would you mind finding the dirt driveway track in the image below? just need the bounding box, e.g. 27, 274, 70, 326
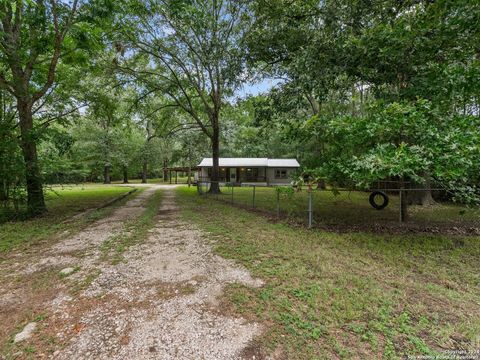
0, 185, 264, 360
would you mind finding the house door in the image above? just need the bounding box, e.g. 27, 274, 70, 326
230, 168, 237, 183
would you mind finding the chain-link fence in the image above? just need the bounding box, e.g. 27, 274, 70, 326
196, 181, 480, 233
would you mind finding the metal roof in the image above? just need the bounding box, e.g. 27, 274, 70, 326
267, 159, 300, 167
197, 158, 300, 168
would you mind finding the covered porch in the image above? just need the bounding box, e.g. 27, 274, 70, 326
199, 166, 267, 184
165, 166, 200, 184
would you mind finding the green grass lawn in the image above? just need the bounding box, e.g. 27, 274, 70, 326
112, 176, 192, 184
112, 178, 165, 184
0, 185, 135, 253
177, 186, 480, 359
204, 185, 479, 229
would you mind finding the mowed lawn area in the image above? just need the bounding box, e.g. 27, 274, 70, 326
177, 186, 480, 359
111, 175, 192, 185
203, 185, 480, 230
0, 184, 135, 253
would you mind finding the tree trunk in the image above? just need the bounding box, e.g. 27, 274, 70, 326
399, 178, 408, 222
18, 100, 46, 216
306, 93, 320, 115
209, 122, 221, 193
0, 92, 5, 204
187, 165, 192, 187
408, 189, 435, 206
0, 153, 6, 203
316, 180, 326, 190
144, 120, 152, 184
407, 176, 435, 206
103, 164, 111, 184
163, 159, 168, 182
142, 160, 147, 184
0, 180, 6, 203
123, 165, 129, 184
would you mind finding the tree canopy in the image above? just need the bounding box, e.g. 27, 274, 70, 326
0, 0, 478, 218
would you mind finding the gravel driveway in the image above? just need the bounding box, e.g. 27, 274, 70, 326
16, 185, 265, 359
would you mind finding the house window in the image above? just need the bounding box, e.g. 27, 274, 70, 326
207, 168, 227, 179
245, 168, 259, 179
275, 169, 288, 179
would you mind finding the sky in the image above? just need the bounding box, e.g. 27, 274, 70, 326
235, 77, 283, 99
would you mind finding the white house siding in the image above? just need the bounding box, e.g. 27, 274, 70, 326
200, 168, 209, 179
267, 168, 294, 185
238, 166, 266, 180
198, 158, 300, 169
199, 167, 295, 184
197, 158, 300, 185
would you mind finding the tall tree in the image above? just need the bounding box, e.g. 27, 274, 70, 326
318, 99, 480, 219
249, 0, 480, 213
80, 74, 135, 184
120, 0, 251, 192
0, 0, 83, 214
0, 88, 20, 207
132, 93, 197, 183
173, 125, 209, 186
114, 124, 144, 184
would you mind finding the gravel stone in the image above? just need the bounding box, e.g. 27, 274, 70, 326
59, 267, 75, 276
14, 322, 37, 343
46, 186, 264, 360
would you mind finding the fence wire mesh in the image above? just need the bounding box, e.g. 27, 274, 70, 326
196, 181, 480, 233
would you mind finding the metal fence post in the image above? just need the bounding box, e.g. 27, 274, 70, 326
399, 189, 403, 223
308, 189, 313, 229
252, 185, 256, 209
276, 190, 280, 218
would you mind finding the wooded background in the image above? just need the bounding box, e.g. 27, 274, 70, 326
0, 0, 479, 217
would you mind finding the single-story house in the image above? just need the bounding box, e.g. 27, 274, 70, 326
196, 158, 300, 185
